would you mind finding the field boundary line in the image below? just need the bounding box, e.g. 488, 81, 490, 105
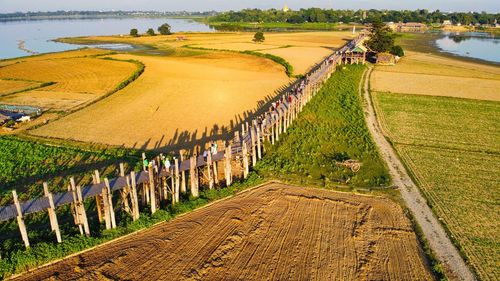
373, 68, 500, 81
362, 66, 476, 281
5, 180, 281, 280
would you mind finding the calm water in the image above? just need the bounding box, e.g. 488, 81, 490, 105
0, 18, 214, 59
435, 32, 500, 63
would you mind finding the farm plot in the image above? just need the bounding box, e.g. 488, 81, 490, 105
373, 92, 500, 281
371, 71, 500, 102
32, 52, 290, 150
0, 79, 41, 96
81, 31, 352, 50
373, 92, 500, 153
371, 51, 500, 102
0, 56, 137, 110
12, 183, 432, 281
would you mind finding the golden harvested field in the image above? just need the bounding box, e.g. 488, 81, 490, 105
0, 56, 137, 110
371, 51, 500, 101
0, 79, 41, 96
373, 92, 500, 280
73, 31, 353, 75
260, 46, 333, 74
195, 42, 280, 51
32, 52, 290, 149
77, 31, 353, 49
13, 183, 432, 281
0, 48, 111, 67
371, 71, 500, 101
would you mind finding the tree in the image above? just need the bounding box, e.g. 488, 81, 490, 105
253, 31, 265, 43
390, 45, 405, 57
157, 23, 172, 35
365, 18, 395, 53
146, 28, 156, 36
130, 28, 138, 37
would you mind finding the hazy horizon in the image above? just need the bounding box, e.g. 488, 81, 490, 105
0, 0, 499, 14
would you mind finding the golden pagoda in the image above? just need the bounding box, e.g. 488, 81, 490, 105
283, 5, 290, 12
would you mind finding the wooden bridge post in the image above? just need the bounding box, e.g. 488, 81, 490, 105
250, 125, 257, 166
234, 131, 240, 142
101, 177, 112, 230
174, 158, 180, 203
242, 142, 249, 179
147, 165, 156, 214
142, 153, 147, 171
276, 111, 281, 136
93, 170, 104, 223
129, 171, 140, 221
43, 182, 62, 243
68, 178, 83, 235
283, 109, 288, 133
224, 144, 232, 186
75, 184, 90, 236
256, 126, 262, 160
12, 190, 29, 248
271, 115, 276, 145
207, 150, 214, 190
103, 178, 116, 229
189, 156, 199, 197
119, 163, 131, 216
180, 151, 187, 194
213, 150, 219, 185
260, 123, 267, 153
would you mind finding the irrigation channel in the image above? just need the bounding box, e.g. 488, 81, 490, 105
0, 35, 368, 248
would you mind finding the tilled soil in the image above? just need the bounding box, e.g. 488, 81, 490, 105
13, 183, 432, 281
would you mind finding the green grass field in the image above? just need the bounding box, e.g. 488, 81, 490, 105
256, 65, 390, 188
373, 92, 500, 281
0, 136, 141, 204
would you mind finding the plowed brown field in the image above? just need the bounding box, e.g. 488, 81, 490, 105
13, 183, 432, 281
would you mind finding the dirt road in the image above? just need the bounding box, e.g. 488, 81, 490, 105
361, 67, 475, 281
11, 183, 431, 280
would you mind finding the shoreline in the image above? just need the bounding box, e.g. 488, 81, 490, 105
397, 32, 500, 67
3, 30, 499, 67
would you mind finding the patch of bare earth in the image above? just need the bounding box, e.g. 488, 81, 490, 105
12, 183, 432, 281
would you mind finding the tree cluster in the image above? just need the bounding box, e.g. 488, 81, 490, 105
365, 19, 404, 57
129, 23, 172, 37
208, 8, 500, 25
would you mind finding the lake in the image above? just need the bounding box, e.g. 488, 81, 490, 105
0, 18, 214, 59
435, 32, 500, 63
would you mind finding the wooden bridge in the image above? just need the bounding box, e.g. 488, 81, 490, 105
0, 35, 368, 249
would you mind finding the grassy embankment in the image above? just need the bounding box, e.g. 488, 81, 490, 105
256, 65, 390, 189
373, 92, 500, 281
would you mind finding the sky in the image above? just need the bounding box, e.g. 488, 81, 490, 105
0, 0, 498, 13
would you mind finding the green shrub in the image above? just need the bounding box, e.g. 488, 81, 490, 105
390, 45, 405, 57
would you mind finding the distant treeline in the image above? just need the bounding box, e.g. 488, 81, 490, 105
208, 8, 500, 25
0, 10, 218, 21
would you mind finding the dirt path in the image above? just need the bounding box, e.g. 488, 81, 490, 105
361, 67, 475, 281
11, 183, 431, 281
